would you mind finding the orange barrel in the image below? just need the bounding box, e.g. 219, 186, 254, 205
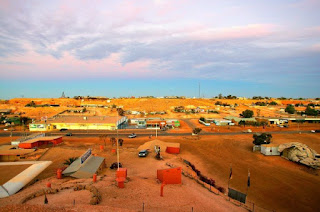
100, 145, 104, 150
46, 182, 51, 188
93, 173, 97, 182
111, 149, 116, 153
57, 168, 62, 179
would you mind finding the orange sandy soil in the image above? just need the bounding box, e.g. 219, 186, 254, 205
1, 133, 320, 211
0, 136, 19, 145
0, 165, 31, 185
0, 136, 246, 212
179, 134, 320, 212
1, 98, 317, 120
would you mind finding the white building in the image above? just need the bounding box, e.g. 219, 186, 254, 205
261, 144, 280, 156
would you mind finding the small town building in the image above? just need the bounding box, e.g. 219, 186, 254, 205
18, 136, 63, 149
0, 145, 35, 162
146, 119, 163, 129
11, 133, 45, 146
224, 116, 256, 123
261, 144, 280, 156
0, 109, 12, 115
130, 118, 146, 127
165, 119, 180, 128
29, 115, 127, 131
207, 118, 232, 126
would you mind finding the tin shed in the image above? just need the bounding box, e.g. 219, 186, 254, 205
261, 144, 280, 156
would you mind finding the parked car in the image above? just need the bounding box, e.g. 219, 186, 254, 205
242, 129, 252, 133
315, 130, 320, 133
128, 133, 137, 138
66, 133, 72, 136
110, 162, 122, 169
138, 149, 149, 157
60, 128, 68, 131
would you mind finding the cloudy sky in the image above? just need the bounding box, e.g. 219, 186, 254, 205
0, 0, 319, 98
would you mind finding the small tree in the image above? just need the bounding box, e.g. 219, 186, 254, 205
99, 134, 108, 146
269, 101, 278, 105
241, 110, 254, 118
215, 101, 222, 105
193, 128, 202, 134
285, 105, 295, 114
110, 137, 116, 146
25, 101, 36, 107
253, 133, 272, 145
64, 157, 78, 165
193, 128, 202, 140
239, 120, 246, 127
305, 106, 318, 116
118, 138, 124, 146
117, 108, 125, 116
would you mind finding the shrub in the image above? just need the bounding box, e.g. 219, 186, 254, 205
285, 105, 295, 114
64, 157, 78, 165
241, 110, 254, 118
305, 106, 318, 116
217, 187, 226, 193
193, 128, 202, 134
253, 133, 272, 145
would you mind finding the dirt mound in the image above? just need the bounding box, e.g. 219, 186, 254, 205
138, 139, 180, 152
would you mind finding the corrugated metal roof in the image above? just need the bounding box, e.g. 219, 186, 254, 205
21, 136, 62, 144
0, 145, 35, 155
63, 156, 105, 179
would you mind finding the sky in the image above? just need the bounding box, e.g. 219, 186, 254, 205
0, 0, 319, 99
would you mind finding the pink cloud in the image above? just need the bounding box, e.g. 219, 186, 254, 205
0, 51, 159, 79
188, 24, 275, 41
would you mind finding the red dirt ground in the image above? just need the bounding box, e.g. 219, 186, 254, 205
0, 165, 31, 185
0, 133, 319, 211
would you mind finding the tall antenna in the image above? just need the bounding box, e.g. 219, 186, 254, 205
61, 91, 66, 98
198, 82, 201, 98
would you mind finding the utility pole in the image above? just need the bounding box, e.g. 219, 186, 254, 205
156, 123, 158, 138
117, 113, 120, 170
198, 82, 201, 99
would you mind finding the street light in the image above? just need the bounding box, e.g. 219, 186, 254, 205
156, 123, 158, 138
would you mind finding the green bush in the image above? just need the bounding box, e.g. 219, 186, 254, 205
285, 105, 295, 114
241, 110, 254, 118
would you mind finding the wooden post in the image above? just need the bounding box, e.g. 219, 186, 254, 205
160, 183, 165, 197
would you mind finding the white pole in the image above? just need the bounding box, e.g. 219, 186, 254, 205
156, 123, 158, 138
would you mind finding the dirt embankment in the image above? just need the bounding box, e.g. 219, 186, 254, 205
1, 97, 317, 120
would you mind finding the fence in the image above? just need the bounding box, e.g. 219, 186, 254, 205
176, 158, 275, 212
